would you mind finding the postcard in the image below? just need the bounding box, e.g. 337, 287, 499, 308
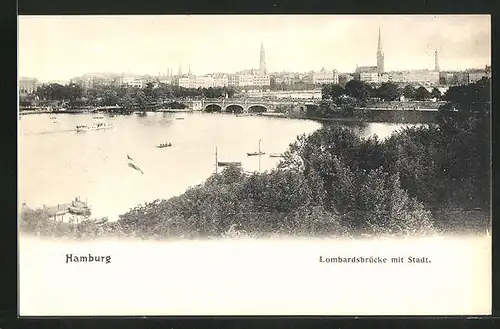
18, 14, 491, 316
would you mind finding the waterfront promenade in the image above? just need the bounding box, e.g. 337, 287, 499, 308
19, 98, 446, 115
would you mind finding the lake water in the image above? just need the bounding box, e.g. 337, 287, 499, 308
18, 112, 418, 221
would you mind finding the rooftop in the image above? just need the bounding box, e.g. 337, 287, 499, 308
355, 66, 378, 73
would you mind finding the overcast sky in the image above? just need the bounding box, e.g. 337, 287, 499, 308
18, 15, 491, 82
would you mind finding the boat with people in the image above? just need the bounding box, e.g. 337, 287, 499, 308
175, 117, 185, 120
76, 122, 115, 132
157, 142, 172, 148
93, 115, 105, 119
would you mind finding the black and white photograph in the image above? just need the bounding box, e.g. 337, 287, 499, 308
18, 14, 491, 316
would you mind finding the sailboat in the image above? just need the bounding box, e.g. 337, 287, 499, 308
247, 139, 266, 156
214, 146, 241, 174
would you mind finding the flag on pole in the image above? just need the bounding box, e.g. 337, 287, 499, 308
127, 154, 144, 174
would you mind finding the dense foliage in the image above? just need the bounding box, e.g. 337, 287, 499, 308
19, 78, 490, 239
18, 208, 118, 239
308, 81, 446, 122
322, 81, 441, 103
23, 82, 238, 109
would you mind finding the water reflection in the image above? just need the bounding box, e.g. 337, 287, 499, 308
323, 120, 426, 140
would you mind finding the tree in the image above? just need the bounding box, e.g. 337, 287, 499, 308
376, 82, 401, 101
431, 87, 442, 100
135, 90, 151, 108
119, 94, 136, 109
443, 77, 490, 112
415, 86, 431, 100
402, 85, 416, 99
344, 80, 370, 101
354, 170, 435, 236
66, 83, 84, 101
35, 83, 67, 101
143, 82, 155, 99
381, 125, 445, 208
321, 84, 345, 100
224, 87, 237, 98
101, 90, 119, 106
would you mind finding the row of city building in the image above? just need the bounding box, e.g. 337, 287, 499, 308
19, 69, 336, 92
17, 43, 339, 93
352, 66, 490, 86
19, 65, 490, 96
19, 34, 490, 94
352, 28, 491, 86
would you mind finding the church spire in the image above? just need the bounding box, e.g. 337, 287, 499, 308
376, 27, 385, 74
259, 42, 267, 75
377, 27, 382, 53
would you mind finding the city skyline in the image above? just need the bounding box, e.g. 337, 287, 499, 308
18, 15, 490, 82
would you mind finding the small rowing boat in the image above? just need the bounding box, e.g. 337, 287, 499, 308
247, 139, 265, 156
157, 142, 172, 148
247, 152, 266, 156
218, 161, 242, 167
269, 153, 285, 158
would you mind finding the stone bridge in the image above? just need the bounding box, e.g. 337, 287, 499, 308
185, 99, 313, 113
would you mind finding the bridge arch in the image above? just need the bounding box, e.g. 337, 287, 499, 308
204, 104, 223, 113
224, 104, 245, 114
248, 105, 268, 113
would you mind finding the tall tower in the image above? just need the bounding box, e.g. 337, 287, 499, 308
259, 42, 267, 75
434, 49, 440, 71
376, 28, 385, 74
188, 64, 192, 76
178, 64, 182, 76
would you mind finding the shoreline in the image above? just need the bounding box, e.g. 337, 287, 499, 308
18, 108, 436, 125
